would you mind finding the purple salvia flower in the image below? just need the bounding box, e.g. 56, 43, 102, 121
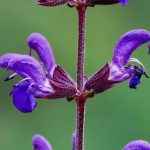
0, 33, 76, 113
122, 140, 150, 150
32, 134, 53, 150
85, 29, 150, 94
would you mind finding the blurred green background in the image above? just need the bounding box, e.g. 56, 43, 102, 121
0, 0, 150, 149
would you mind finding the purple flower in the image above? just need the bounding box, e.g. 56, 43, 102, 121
0, 33, 76, 113
32, 134, 53, 150
85, 29, 150, 94
36, 0, 128, 7
122, 140, 150, 150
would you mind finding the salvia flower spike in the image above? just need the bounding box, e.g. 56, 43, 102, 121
0, 33, 76, 113
1, 0, 150, 150
85, 29, 150, 93
32, 134, 53, 150
122, 140, 150, 150
1, 30, 150, 149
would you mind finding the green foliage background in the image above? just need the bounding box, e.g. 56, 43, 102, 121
0, 0, 150, 149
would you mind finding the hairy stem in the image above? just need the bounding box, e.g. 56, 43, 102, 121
75, 5, 87, 150
77, 6, 86, 92
76, 97, 86, 150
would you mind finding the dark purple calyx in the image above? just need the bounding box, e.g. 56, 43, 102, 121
46, 65, 77, 99
85, 63, 118, 94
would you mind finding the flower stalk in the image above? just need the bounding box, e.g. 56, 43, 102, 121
76, 96, 86, 150
77, 5, 87, 92
76, 5, 87, 150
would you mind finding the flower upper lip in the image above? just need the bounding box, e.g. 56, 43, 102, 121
122, 140, 150, 150
27, 32, 56, 74
32, 134, 53, 150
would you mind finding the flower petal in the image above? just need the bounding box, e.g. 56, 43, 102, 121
123, 140, 150, 150
10, 81, 37, 113
109, 62, 146, 89
119, 0, 128, 5
37, 0, 68, 6
0, 54, 47, 85
112, 29, 150, 68
129, 75, 140, 89
28, 33, 56, 73
128, 66, 143, 89
128, 58, 148, 75
31, 83, 54, 98
108, 62, 131, 82
32, 134, 53, 150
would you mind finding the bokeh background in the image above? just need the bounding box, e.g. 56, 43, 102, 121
0, 0, 150, 149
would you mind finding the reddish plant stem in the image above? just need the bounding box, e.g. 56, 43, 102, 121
76, 5, 87, 150
76, 97, 86, 150
77, 6, 86, 92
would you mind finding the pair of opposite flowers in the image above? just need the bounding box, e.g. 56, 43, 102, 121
3, 29, 150, 150
0, 0, 150, 149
